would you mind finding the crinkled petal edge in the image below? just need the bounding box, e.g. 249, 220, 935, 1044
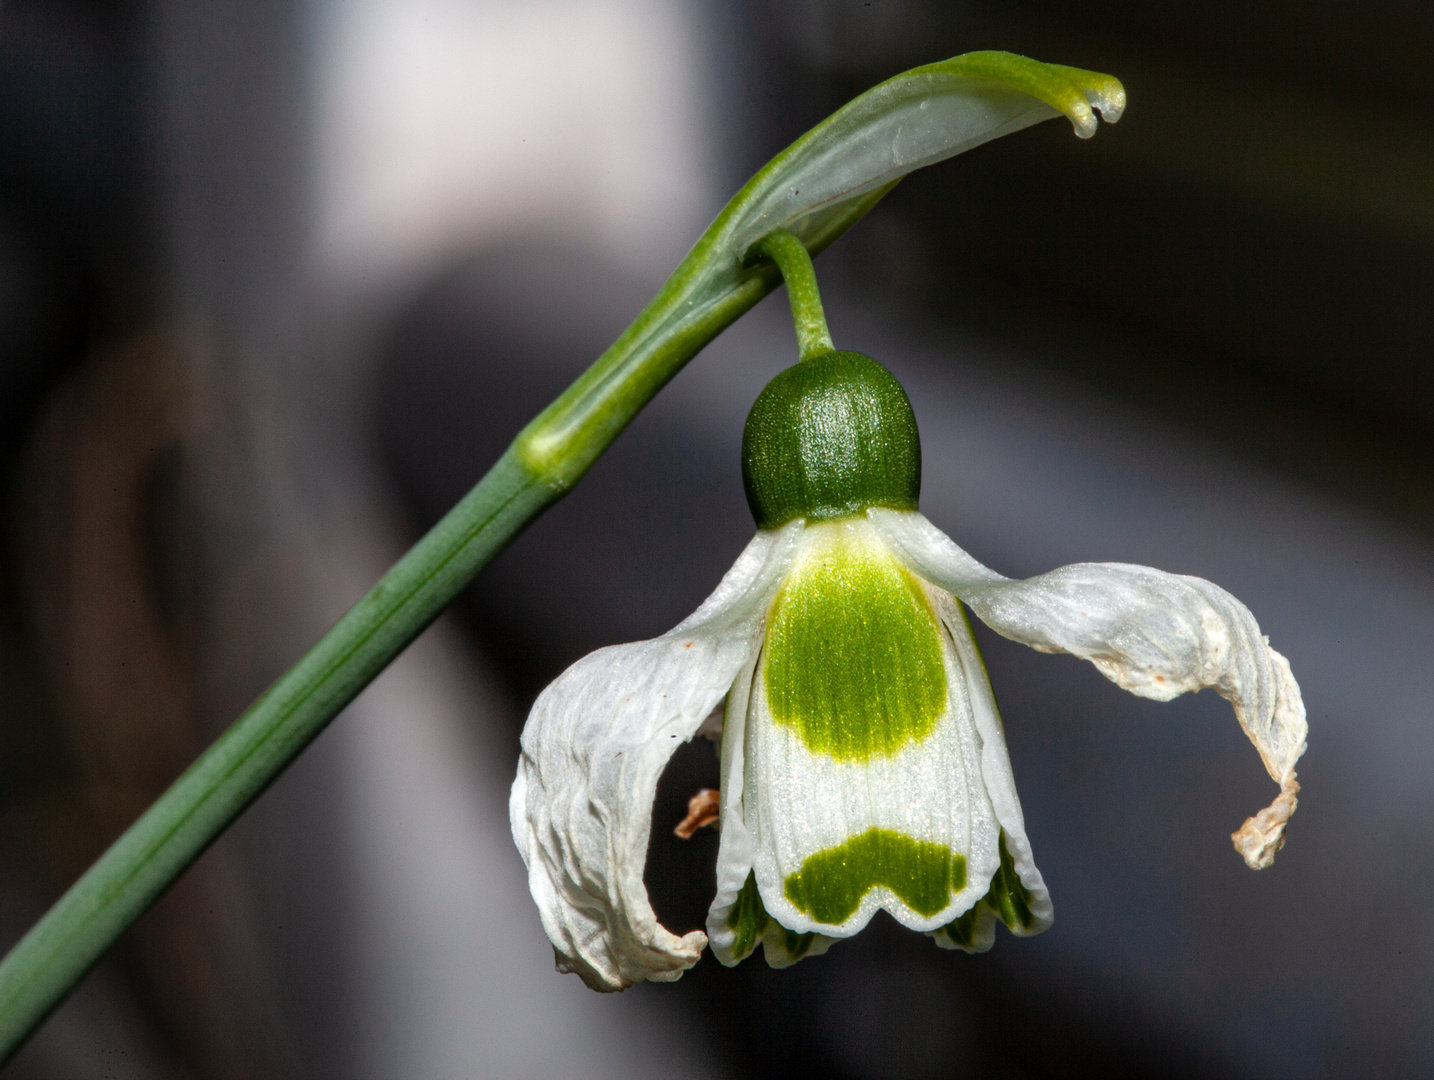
510, 523, 803, 990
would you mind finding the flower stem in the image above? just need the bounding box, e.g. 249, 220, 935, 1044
758, 228, 834, 361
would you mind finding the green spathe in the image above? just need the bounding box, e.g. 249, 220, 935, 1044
784, 827, 968, 925
742, 352, 921, 528
763, 525, 946, 761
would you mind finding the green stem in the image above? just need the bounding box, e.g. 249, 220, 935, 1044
0, 50, 1120, 1061
758, 229, 834, 361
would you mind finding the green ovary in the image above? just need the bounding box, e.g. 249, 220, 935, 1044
763, 530, 947, 761
784, 828, 967, 925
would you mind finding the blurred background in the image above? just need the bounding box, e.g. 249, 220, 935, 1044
0, 1, 1430, 1077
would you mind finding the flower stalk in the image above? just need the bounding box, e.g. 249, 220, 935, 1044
756, 229, 834, 361
0, 51, 1123, 1059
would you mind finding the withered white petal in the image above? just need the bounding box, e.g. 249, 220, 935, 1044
705, 625, 761, 966
871, 508, 1308, 870
510, 523, 802, 991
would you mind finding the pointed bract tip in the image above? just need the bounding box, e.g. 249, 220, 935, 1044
1086, 78, 1127, 124
1067, 74, 1126, 136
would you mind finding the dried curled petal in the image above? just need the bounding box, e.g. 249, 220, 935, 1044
872, 508, 1309, 867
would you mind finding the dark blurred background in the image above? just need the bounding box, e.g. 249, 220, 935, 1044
1, 2, 1431, 1077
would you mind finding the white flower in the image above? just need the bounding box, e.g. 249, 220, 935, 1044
510, 353, 1306, 992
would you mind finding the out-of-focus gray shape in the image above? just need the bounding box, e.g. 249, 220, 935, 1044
105, 0, 738, 1071
312, 0, 712, 296
11, 335, 304, 1080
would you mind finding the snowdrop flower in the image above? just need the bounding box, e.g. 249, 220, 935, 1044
510, 347, 1307, 992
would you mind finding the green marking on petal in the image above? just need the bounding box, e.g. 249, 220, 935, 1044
938, 831, 1038, 944
726, 872, 820, 964
987, 831, 1037, 932
783, 929, 817, 960
727, 872, 770, 961
763, 528, 946, 761
939, 901, 984, 949
783, 827, 967, 925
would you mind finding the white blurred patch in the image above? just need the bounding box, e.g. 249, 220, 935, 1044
313, 0, 711, 291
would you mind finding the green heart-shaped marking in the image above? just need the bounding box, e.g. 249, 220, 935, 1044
784, 827, 967, 925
